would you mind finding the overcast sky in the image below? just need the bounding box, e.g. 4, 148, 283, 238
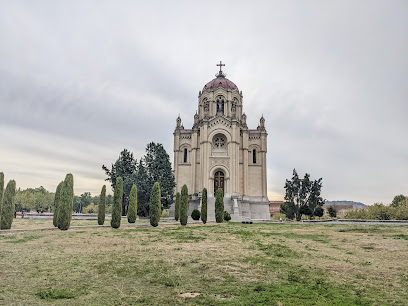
0, 0, 407, 205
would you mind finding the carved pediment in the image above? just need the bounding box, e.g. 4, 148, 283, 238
208, 116, 232, 129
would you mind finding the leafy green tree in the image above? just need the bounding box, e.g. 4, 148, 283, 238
215, 188, 224, 223
391, 194, 406, 207
77, 192, 92, 213
344, 203, 408, 220
390, 198, 408, 220
284, 169, 325, 221
98, 185, 106, 225
14, 186, 54, 213
174, 192, 180, 221
299, 205, 312, 217
280, 201, 296, 220
327, 206, 337, 218
0, 172, 4, 221
369, 203, 391, 220
1, 180, 16, 230
314, 206, 324, 218
191, 209, 200, 220
201, 188, 207, 224
57, 174, 74, 230
149, 182, 161, 227
111, 177, 123, 229
180, 185, 188, 226
53, 182, 64, 227
82, 203, 97, 213
103, 149, 137, 216
144, 142, 175, 209
128, 185, 137, 223
161, 209, 169, 217
106, 194, 113, 207
224, 211, 231, 221
32, 186, 54, 213
73, 195, 80, 213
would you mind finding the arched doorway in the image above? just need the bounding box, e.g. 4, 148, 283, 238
214, 171, 225, 194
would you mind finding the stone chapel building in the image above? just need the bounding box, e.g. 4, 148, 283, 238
172, 63, 269, 220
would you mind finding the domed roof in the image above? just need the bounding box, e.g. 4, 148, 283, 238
203, 71, 239, 92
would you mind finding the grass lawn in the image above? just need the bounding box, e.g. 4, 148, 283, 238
1, 221, 407, 305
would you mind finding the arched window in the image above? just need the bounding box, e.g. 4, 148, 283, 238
184, 148, 188, 163
216, 97, 224, 115
253, 149, 256, 164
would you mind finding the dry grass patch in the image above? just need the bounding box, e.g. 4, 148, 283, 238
0, 222, 407, 305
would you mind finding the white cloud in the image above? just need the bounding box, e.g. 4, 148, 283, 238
0, 0, 407, 204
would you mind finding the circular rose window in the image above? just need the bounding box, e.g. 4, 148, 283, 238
213, 135, 226, 149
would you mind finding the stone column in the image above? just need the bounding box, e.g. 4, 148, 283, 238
231, 120, 240, 196
202, 122, 211, 194
173, 132, 180, 193
259, 114, 268, 199
242, 129, 249, 197
191, 130, 198, 194
230, 123, 236, 195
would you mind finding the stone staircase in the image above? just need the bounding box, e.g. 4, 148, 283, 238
205, 197, 244, 222
170, 196, 250, 223
206, 197, 216, 221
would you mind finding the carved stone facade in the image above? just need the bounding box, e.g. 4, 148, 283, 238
172, 65, 269, 220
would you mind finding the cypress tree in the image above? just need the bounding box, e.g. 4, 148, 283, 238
98, 185, 106, 225
215, 188, 224, 223
128, 185, 137, 223
174, 192, 180, 221
53, 181, 64, 227
111, 177, 123, 229
1, 180, 16, 230
180, 184, 188, 226
201, 188, 207, 224
57, 174, 74, 230
0, 172, 4, 221
149, 182, 161, 227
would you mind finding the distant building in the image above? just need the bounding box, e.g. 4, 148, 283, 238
269, 201, 284, 215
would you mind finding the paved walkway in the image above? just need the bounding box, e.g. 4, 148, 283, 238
2, 219, 407, 234
0, 220, 218, 234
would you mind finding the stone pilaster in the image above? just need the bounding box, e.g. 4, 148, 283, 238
242, 128, 249, 197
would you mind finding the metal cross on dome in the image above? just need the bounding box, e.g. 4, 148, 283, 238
217, 61, 225, 73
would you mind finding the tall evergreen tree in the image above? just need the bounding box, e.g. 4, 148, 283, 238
284, 169, 325, 221
201, 188, 207, 224
111, 177, 123, 229
0, 172, 4, 221
98, 185, 106, 225
215, 188, 224, 223
308, 178, 325, 217
135, 159, 150, 217
144, 142, 175, 209
102, 145, 175, 217
103, 149, 137, 216
149, 182, 161, 227
0, 180, 16, 230
57, 174, 74, 230
128, 185, 137, 223
180, 185, 188, 226
174, 192, 180, 221
53, 181, 64, 227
